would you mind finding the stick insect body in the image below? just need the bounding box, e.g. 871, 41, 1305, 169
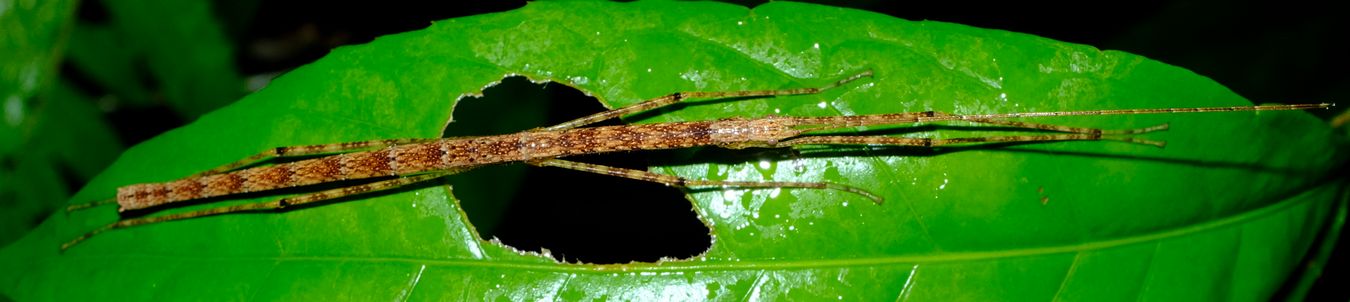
61, 70, 1330, 251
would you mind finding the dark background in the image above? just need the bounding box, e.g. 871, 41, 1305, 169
64, 0, 1349, 299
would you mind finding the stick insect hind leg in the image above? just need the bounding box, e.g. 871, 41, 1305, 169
61, 171, 457, 251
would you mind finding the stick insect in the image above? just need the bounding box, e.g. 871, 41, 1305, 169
61, 70, 1330, 251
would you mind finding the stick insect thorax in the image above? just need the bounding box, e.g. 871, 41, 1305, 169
60, 69, 1333, 251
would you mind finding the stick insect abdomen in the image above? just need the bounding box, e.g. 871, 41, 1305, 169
117, 147, 407, 212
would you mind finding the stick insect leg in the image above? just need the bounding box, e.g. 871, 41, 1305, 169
528, 159, 883, 203
540, 70, 874, 131
61, 172, 452, 251
66, 198, 117, 212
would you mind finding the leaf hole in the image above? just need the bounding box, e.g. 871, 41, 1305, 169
447, 76, 711, 264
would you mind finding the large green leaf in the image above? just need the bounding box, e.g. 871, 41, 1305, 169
4, 1, 1345, 300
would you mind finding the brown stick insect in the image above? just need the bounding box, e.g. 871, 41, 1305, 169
60, 70, 1330, 251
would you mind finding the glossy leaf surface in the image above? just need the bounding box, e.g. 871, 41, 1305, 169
3, 1, 1345, 300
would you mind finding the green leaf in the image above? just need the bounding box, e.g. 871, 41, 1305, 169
4, 1, 1345, 300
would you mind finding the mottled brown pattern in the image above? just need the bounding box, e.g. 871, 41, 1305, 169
534, 122, 718, 157
564, 127, 600, 153
167, 179, 206, 202
292, 156, 343, 185
150, 185, 169, 201
211, 173, 245, 196
391, 142, 446, 174
117, 184, 155, 211
240, 166, 293, 192
340, 149, 394, 178
441, 136, 526, 166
